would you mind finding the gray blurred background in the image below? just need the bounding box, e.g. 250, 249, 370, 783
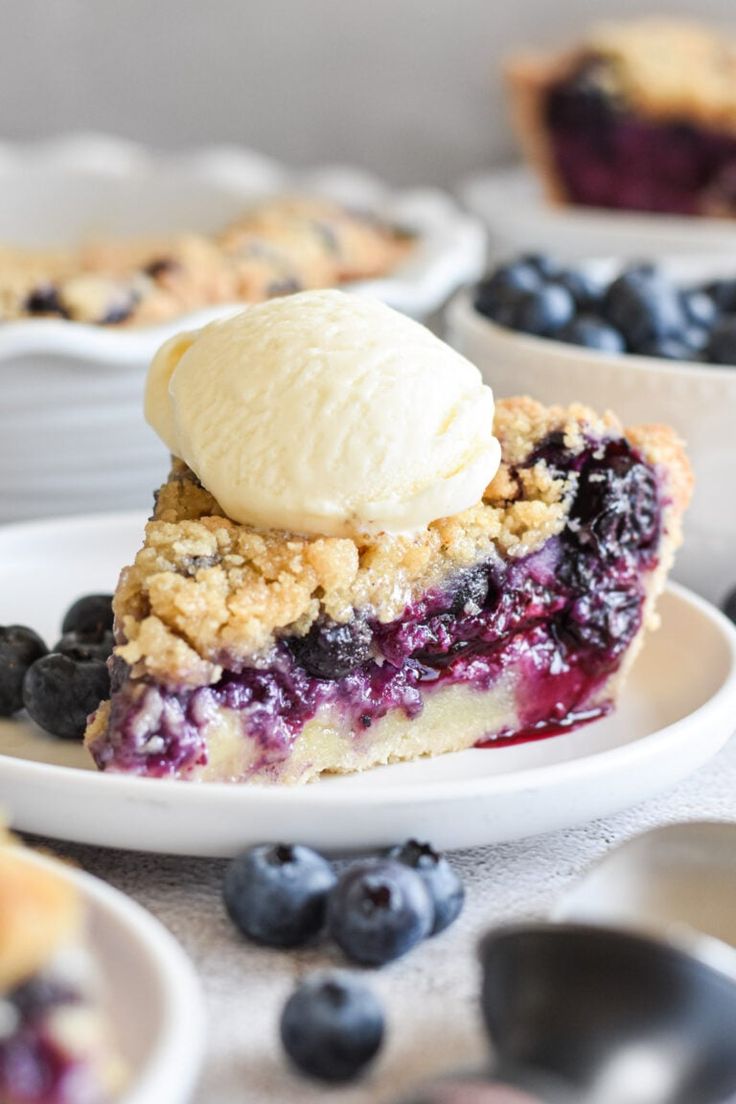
5, 0, 734, 186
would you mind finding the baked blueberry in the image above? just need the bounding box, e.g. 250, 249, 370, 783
514, 284, 575, 337
723, 588, 736, 625
223, 843, 336, 947
144, 257, 179, 279
449, 564, 491, 615
327, 859, 433, 965
557, 315, 625, 353
280, 972, 384, 1082
707, 317, 736, 365
23, 653, 110, 739
602, 270, 686, 350
0, 626, 47, 716
23, 284, 67, 317
388, 840, 464, 935
570, 442, 659, 560
53, 631, 114, 663
288, 617, 372, 680
61, 595, 114, 640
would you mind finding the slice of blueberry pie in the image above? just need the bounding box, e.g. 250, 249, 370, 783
507, 18, 736, 216
0, 838, 125, 1103
85, 291, 692, 784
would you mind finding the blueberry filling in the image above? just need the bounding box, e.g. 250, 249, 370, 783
0, 976, 86, 1104
23, 285, 68, 319
90, 435, 662, 777
545, 56, 736, 214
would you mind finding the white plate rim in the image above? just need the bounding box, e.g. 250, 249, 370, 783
16, 846, 204, 1104
1, 510, 735, 809
459, 164, 736, 241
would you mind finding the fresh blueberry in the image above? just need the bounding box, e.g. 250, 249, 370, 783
557, 315, 625, 353
474, 262, 541, 323
288, 617, 372, 680
0, 626, 47, 716
388, 840, 464, 935
223, 843, 336, 948
602, 270, 686, 350
723, 588, 736, 625
681, 289, 717, 329
513, 284, 575, 337
280, 972, 384, 1082
707, 317, 736, 365
327, 859, 433, 965
683, 325, 710, 355
61, 594, 114, 640
53, 630, 114, 663
636, 336, 696, 361
520, 253, 563, 280
622, 261, 658, 279
705, 278, 736, 312
557, 269, 602, 310
22, 653, 110, 739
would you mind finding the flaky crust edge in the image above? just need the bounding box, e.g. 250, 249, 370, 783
0, 840, 82, 993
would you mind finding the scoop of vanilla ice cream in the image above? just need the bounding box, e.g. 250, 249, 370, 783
145, 290, 501, 538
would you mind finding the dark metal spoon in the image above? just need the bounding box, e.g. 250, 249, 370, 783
477, 922, 736, 1104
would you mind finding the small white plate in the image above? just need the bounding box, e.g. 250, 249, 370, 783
20, 846, 204, 1103
1, 512, 735, 856
459, 165, 736, 262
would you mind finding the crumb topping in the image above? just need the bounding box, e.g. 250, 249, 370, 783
518, 18, 736, 127
111, 396, 691, 689
0, 196, 411, 327
0, 843, 82, 993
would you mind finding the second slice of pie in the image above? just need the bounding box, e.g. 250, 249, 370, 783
86, 291, 692, 784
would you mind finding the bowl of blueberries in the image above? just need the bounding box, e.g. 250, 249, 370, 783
446, 253, 736, 606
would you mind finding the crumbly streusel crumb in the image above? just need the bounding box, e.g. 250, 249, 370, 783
0, 196, 411, 327
112, 396, 690, 688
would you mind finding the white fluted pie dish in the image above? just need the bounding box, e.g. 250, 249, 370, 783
0, 134, 485, 523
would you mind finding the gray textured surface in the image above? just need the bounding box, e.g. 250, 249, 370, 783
28, 733, 736, 1103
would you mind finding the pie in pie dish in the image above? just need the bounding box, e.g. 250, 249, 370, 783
0, 195, 410, 326
507, 18, 736, 216
0, 838, 124, 1103
85, 291, 692, 784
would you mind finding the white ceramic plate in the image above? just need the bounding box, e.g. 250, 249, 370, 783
20, 846, 203, 1103
1, 512, 735, 856
459, 165, 736, 262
